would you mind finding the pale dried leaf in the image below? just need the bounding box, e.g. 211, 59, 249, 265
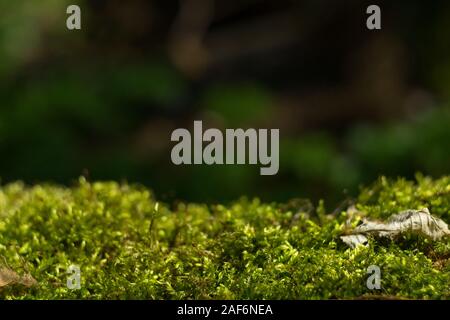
340, 234, 368, 249
341, 208, 450, 248
0, 267, 20, 287
20, 273, 38, 287
0, 267, 37, 288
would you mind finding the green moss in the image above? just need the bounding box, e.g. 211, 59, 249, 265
0, 176, 448, 299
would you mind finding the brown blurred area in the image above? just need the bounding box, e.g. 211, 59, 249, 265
83, 0, 438, 128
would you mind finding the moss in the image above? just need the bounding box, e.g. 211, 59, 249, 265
0, 176, 448, 299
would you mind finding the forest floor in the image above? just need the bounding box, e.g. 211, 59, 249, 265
0, 176, 449, 299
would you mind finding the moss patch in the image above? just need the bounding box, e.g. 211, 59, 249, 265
0, 176, 449, 299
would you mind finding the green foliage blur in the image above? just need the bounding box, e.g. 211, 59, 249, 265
0, 0, 449, 204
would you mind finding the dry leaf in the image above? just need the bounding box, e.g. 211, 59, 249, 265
20, 273, 38, 287
0, 267, 19, 287
340, 234, 368, 249
341, 208, 450, 248
0, 267, 37, 288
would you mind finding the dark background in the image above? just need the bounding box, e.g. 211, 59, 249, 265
0, 0, 449, 204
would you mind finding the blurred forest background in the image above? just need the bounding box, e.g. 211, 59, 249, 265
0, 0, 449, 204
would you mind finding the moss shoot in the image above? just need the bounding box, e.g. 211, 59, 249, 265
0, 175, 449, 299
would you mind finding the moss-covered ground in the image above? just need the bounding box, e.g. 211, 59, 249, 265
0, 175, 448, 299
